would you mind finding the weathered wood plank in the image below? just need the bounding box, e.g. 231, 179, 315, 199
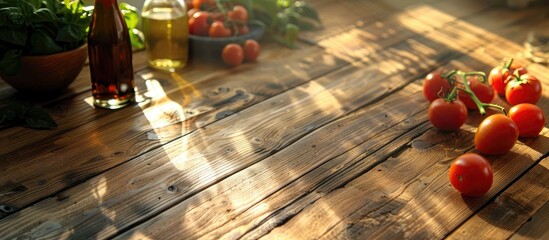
510, 200, 549, 240
447, 158, 549, 239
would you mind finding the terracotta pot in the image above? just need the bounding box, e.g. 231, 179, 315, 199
0, 44, 88, 93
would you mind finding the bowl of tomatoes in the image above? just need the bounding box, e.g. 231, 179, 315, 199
188, 3, 265, 60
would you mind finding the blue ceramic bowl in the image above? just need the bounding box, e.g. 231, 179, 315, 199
189, 23, 265, 60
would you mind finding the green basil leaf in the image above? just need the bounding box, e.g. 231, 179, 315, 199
31, 8, 58, 24
0, 49, 21, 74
0, 103, 18, 124
0, 26, 26, 45
56, 23, 80, 42
27, 0, 41, 9
29, 29, 63, 54
23, 106, 57, 129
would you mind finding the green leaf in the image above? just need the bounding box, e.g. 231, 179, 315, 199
31, 8, 58, 24
29, 29, 63, 54
0, 102, 19, 124
27, 0, 41, 9
0, 26, 26, 45
56, 23, 80, 42
0, 49, 22, 74
294, 1, 321, 22
120, 2, 139, 29
0, 102, 57, 129
24, 106, 57, 129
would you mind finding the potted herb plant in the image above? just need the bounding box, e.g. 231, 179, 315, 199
0, 0, 92, 93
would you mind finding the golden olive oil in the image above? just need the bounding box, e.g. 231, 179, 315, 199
142, 7, 188, 70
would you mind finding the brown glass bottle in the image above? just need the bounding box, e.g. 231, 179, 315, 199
88, 0, 135, 109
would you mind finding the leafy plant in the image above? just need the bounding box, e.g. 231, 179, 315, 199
0, 0, 93, 75
239, 0, 322, 48
0, 101, 57, 129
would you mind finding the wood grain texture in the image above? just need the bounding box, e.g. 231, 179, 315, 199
510, 201, 549, 240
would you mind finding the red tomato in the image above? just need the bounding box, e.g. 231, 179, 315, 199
222, 43, 244, 67
488, 62, 527, 96
449, 153, 493, 197
423, 71, 452, 102
193, 0, 215, 10
505, 74, 542, 106
227, 5, 249, 22
243, 39, 260, 62
428, 98, 468, 131
458, 77, 494, 110
189, 11, 210, 36
209, 21, 232, 38
474, 114, 518, 155
509, 103, 546, 137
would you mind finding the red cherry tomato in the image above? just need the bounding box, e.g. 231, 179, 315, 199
222, 43, 244, 67
423, 71, 451, 102
189, 11, 210, 36
209, 21, 232, 38
458, 77, 494, 110
449, 153, 493, 197
243, 39, 260, 62
488, 62, 527, 96
428, 98, 468, 131
474, 114, 518, 155
193, 0, 215, 10
227, 5, 249, 22
509, 103, 546, 137
505, 74, 542, 106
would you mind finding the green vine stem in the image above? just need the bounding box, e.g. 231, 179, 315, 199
503, 58, 514, 72
458, 72, 507, 116
441, 69, 458, 86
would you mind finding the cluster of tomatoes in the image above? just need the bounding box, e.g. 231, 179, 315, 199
187, 0, 261, 67
423, 59, 546, 197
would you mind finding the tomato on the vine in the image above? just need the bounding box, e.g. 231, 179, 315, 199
189, 11, 210, 36
474, 114, 518, 155
428, 98, 468, 131
222, 43, 244, 67
243, 39, 260, 62
209, 21, 232, 38
227, 5, 249, 22
458, 77, 494, 110
505, 74, 542, 105
509, 103, 546, 137
423, 71, 451, 102
449, 153, 493, 197
488, 61, 527, 96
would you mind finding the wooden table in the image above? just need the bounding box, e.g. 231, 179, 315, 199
1, 0, 548, 239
